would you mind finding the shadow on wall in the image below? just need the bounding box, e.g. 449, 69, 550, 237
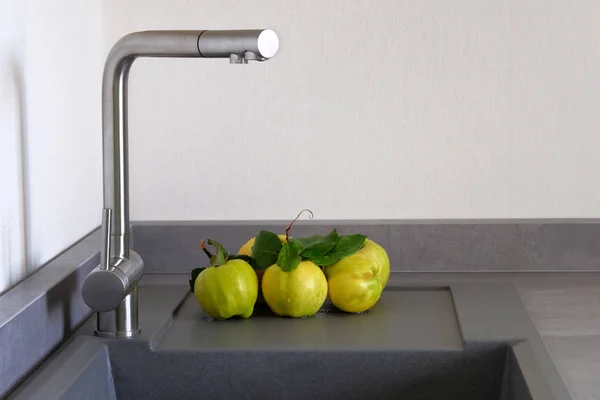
0, 55, 31, 296
14, 56, 32, 285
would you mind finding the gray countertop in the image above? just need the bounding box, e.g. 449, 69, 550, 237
390, 271, 600, 400
5, 222, 600, 399
141, 271, 600, 400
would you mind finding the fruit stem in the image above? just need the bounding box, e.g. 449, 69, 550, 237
285, 209, 314, 242
200, 239, 214, 259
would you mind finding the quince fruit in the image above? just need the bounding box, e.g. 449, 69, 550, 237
191, 240, 258, 320
323, 239, 390, 313
262, 259, 327, 318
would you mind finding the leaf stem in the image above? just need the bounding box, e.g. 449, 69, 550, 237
200, 239, 214, 259
285, 209, 314, 242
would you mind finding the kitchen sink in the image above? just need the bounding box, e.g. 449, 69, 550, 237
10, 336, 526, 400
7, 284, 570, 400
2, 219, 573, 400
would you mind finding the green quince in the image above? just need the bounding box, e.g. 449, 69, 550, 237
190, 239, 258, 320
323, 239, 390, 313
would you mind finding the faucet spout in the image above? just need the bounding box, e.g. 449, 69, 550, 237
102, 29, 279, 260
81, 29, 279, 338
102, 31, 207, 260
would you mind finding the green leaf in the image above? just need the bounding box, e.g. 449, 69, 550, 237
295, 229, 340, 259
299, 242, 336, 259
206, 239, 228, 267
307, 234, 367, 266
277, 242, 302, 272
291, 229, 339, 249
251, 230, 283, 270
189, 267, 205, 292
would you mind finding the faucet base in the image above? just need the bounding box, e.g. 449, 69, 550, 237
94, 289, 141, 338
95, 328, 141, 338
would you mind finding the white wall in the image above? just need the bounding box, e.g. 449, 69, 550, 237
104, 0, 600, 221
1, 0, 600, 292
0, 0, 103, 293
0, 0, 24, 291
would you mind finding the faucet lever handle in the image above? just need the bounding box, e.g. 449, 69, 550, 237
101, 208, 112, 270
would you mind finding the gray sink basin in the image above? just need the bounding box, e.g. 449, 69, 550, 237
11, 337, 525, 400
7, 284, 571, 400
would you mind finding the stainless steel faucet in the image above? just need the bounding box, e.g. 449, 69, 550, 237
81, 30, 280, 338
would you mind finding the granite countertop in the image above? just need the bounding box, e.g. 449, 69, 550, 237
5, 222, 599, 399
388, 271, 600, 400
141, 271, 600, 400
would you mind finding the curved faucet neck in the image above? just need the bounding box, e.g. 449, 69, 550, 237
101, 29, 279, 259
101, 31, 206, 259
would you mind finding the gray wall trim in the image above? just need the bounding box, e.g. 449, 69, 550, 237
0, 229, 101, 399
131, 220, 600, 273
